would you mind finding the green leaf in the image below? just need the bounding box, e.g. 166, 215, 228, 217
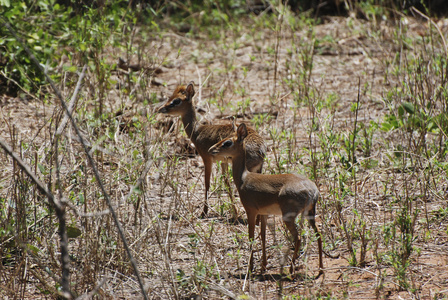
402, 102, 415, 114
398, 105, 404, 117
63, 65, 77, 72
29, 33, 40, 40
364, 159, 379, 169
66, 226, 82, 238
27, 244, 40, 254
381, 121, 393, 132
38, 163, 48, 175
78, 193, 85, 204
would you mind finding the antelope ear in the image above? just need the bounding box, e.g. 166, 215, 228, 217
185, 81, 195, 101
237, 123, 248, 142
231, 117, 237, 132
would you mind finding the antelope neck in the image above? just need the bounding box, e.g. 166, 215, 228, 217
231, 147, 249, 190
181, 106, 199, 142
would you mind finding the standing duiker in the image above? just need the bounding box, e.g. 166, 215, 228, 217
209, 123, 323, 276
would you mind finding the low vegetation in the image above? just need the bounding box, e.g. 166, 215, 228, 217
1, 0, 447, 298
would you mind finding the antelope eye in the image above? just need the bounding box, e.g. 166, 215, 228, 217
222, 140, 233, 148
172, 98, 181, 106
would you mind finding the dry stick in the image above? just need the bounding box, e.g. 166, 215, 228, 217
195, 65, 202, 103
352, 77, 361, 208
2, 20, 149, 300
54, 135, 72, 299
198, 71, 212, 115
0, 139, 73, 298
55, 65, 87, 137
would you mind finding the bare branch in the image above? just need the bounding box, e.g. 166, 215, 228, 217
55, 65, 87, 137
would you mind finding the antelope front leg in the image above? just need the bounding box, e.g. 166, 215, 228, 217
201, 157, 212, 217
247, 212, 257, 272
260, 215, 268, 272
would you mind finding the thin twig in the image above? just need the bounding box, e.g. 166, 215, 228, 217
352, 77, 361, 208
195, 65, 202, 103
55, 65, 87, 137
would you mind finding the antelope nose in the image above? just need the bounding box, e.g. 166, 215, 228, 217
158, 106, 167, 113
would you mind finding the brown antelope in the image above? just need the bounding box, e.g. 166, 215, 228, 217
158, 82, 266, 217
208, 123, 323, 276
